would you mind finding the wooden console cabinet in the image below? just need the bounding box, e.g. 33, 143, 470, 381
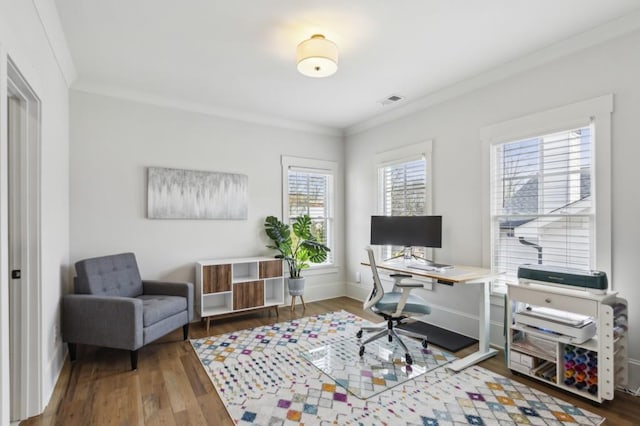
195, 257, 284, 332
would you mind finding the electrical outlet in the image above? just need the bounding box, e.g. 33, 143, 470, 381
54, 324, 60, 343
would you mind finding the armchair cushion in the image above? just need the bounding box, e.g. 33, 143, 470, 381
143, 280, 194, 321
137, 295, 187, 327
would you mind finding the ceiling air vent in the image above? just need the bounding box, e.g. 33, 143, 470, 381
379, 94, 404, 106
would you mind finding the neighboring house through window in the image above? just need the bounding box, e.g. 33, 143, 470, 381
282, 156, 336, 266
482, 96, 612, 293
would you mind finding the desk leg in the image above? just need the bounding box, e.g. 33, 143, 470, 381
447, 278, 498, 372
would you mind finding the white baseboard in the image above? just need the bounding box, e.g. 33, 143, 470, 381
289, 282, 345, 306
42, 340, 66, 416
346, 281, 370, 301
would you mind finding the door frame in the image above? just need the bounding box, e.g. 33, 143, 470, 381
1, 52, 43, 422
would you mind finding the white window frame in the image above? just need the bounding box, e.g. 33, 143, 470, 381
281, 155, 337, 270
481, 95, 613, 293
374, 141, 433, 260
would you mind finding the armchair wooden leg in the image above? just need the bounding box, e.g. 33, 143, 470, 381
130, 350, 138, 371
68, 343, 77, 362
183, 323, 190, 340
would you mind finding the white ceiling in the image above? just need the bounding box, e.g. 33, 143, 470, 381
54, 1, 640, 133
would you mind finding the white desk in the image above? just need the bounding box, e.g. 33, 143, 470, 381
364, 261, 499, 371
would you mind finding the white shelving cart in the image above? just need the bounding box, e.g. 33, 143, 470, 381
506, 280, 628, 404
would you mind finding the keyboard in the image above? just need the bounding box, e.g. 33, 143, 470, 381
407, 262, 453, 271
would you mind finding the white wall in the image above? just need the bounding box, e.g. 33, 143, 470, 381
0, 1, 71, 424
345, 30, 640, 388
69, 91, 345, 303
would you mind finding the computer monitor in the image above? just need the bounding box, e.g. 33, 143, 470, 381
370, 215, 442, 248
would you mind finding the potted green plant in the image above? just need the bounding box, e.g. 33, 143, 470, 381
264, 215, 330, 297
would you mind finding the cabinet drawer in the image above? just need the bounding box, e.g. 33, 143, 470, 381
259, 260, 282, 279
509, 285, 598, 317
203, 264, 231, 293
233, 280, 264, 310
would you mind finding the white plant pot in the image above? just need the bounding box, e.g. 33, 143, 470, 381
287, 277, 306, 296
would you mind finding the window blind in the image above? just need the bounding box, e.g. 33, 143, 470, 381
491, 125, 594, 288
287, 169, 332, 263
379, 158, 427, 258
380, 158, 427, 216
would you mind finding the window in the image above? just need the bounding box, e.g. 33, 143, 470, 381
282, 156, 336, 266
376, 142, 432, 260
483, 95, 612, 293
379, 158, 427, 216
491, 126, 593, 288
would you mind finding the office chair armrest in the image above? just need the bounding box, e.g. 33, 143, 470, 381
395, 282, 424, 288
392, 284, 425, 316
390, 273, 421, 292
390, 273, 412, 279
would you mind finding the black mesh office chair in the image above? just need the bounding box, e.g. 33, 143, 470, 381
357, 247, 431, 365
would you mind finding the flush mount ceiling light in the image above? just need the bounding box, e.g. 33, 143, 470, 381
296, 34, 338, 78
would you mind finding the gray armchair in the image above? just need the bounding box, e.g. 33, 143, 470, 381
62, 252, 194, 370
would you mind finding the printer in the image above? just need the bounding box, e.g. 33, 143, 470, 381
514, 306, 596, 344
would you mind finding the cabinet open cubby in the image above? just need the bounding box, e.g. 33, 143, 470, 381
232, 262, 259, 283
201, 292, 233, 316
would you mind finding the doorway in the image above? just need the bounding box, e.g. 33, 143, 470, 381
6, 57, 42, 422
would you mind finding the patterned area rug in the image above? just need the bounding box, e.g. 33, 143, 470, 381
191, 311, 604, 425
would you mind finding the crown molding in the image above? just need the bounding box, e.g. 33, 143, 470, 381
32, 0, 77, 87
71, 82, 343, 138
346, 9, 640, 136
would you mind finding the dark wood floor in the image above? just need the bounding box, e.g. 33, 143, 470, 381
22, 297, 639, 425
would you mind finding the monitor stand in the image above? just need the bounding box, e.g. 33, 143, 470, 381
385, 247, 452, 270
384, 247, 429, 263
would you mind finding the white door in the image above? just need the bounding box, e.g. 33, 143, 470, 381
6, 58, 42, 422
7, 94, 22, 422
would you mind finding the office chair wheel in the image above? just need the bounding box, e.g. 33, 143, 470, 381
421, 339, 428, 348
405, 354, 413, 365
359, 346, 365, 357
356, 330, 363, 339
388, 335, 393, 342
